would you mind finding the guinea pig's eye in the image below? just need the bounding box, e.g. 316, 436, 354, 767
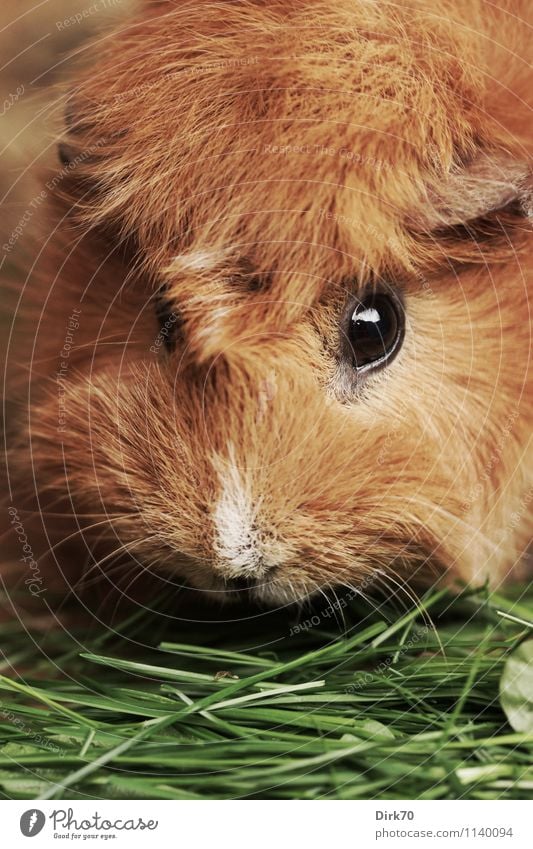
346, 289, 404, 373
154, 286, 181, 353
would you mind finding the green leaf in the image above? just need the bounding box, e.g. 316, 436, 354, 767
500, 639, 533, 732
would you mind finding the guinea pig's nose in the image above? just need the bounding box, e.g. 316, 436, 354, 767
223, 570, 279, 595
224, 576, 260, 592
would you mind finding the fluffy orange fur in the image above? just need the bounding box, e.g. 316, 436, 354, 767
4, 0, 532, 608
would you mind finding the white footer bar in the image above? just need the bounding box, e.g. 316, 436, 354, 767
3, 799, 531, 848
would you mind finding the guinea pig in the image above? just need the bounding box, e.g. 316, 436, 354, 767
3, 0, 532, 609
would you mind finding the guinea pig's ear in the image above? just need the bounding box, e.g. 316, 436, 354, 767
417, 153, 532, 232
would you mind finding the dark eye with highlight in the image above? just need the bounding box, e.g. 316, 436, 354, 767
343, 288, 405, 374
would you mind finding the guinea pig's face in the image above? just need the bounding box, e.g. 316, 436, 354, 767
24, 1, 532, 605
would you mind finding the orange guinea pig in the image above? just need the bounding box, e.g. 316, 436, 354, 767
3, 0, 533, 609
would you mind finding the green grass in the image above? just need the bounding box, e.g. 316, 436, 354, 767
0, 584, 531, 800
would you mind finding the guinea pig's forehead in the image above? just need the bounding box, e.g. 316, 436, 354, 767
170, 203, 373, 298
167, 242, 358, 308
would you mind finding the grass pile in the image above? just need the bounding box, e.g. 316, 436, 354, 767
0, 583, 531, 800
